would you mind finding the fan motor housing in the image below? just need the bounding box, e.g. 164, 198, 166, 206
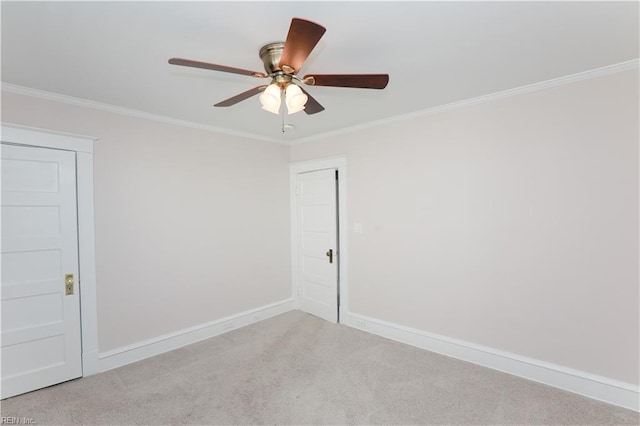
259, 42, 285, 74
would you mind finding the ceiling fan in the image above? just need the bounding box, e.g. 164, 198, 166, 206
168, 17, 389, 118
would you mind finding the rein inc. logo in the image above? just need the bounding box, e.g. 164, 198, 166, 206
1, 418, 35, 425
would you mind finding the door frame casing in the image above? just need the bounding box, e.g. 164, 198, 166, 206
1, 123, 100, 376
290, 156, 348, 321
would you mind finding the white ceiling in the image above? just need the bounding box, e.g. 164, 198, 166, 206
2, 1, 638, 143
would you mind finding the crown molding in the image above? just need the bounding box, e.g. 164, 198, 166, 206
3, 59, 637, 146
0, 83, 285, 145
291, 59, 640, 145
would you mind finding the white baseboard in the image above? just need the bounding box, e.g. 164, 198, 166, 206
98, 299, 295, 373
342, 312, 639, 412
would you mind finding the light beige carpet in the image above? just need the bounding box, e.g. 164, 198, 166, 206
1, 310, 638, 425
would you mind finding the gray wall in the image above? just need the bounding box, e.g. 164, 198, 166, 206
1, 91, 292, 352
291, 70, 639, 384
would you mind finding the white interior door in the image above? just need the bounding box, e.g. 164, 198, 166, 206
1, 143, 82, 399
296, 169, 338, 323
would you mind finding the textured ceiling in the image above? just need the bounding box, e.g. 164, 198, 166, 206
2, 1, 638, 143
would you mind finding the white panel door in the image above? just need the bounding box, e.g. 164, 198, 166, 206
296, 169, 338, 323
1, 143, 82, 399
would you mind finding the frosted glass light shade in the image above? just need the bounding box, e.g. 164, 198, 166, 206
285, 84, 308, 114
259, 83, 281, 114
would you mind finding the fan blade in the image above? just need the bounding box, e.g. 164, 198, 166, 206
169, 58, 267, 78
303, 74, 389, 89
299, 87, 325, 115
214, 85, 268, 107
279, 18, 326, 74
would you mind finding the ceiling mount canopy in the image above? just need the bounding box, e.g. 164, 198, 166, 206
168, 17, 389, 130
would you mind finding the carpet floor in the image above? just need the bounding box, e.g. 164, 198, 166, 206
1, 310, 638, 425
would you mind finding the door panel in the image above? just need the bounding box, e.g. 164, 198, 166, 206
296, 169, 338, 323
1, 144, 82, 399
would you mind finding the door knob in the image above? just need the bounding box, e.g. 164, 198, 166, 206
326, 249, 333, 264
65, 274, 74, 295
